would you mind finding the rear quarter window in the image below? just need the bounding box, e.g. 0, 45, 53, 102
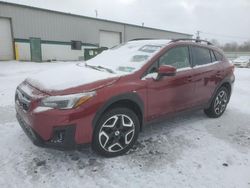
214, 51, 224, 61
192, 46, 211, 66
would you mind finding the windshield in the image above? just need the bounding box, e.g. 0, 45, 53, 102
84, 40, 169, 74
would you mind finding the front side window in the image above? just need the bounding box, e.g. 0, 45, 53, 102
192, 47, 211, 66
159, 46, 190, 69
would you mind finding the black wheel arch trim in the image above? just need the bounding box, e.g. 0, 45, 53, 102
206, 77, 234, 109
92, 92, 144, 129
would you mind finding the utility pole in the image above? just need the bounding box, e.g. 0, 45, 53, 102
142, 22, 144, 27
196, 30, 201, 40
95, 10, 98, 18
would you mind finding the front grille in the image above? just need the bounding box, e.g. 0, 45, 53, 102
15, 88, 31, 111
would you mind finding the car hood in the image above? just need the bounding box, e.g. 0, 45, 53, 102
233, 60, 248, 63
233, 60, 247, 63
25, 63, 120, 95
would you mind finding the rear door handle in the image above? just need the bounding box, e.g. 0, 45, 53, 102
186, 76, 192, 82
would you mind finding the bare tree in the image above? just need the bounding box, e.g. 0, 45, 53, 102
210, 39, 221, 47
209, 39, 250, 52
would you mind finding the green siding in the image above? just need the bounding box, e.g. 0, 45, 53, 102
14, 38, 98, 47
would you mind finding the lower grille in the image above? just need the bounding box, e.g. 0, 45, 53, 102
15, 89, 31, 111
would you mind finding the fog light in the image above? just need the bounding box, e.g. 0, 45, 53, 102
50, 130, 65, 144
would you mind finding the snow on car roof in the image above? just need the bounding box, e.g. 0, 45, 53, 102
126, 39, 171, 46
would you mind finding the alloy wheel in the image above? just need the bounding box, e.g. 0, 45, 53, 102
214, 90, 228, 115
98, 114, 135, 152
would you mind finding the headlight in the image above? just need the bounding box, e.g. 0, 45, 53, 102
40, 91, 96, 109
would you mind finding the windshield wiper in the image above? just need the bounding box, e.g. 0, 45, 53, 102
85, 64, 115, 74
96, 66, 115, 74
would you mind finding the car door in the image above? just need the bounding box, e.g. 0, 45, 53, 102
191, 46, 221, 106
144, 46, 195, 121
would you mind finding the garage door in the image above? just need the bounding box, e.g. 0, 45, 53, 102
0, 18, 14, 60
99, 31, 121, 48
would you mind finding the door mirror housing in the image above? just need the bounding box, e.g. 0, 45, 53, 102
157, 65, 176, 79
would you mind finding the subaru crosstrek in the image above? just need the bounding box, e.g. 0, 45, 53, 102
15, 39, 235, 157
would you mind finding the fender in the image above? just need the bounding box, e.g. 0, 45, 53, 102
92, 92, 144, 128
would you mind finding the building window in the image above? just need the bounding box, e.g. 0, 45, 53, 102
71, 41, 82, 50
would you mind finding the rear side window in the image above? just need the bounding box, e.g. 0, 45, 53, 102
159, 46, 190, 69
192, 47, 211, 66
214, 51, 223, 61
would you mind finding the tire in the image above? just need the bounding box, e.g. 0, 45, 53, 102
204, 86, 229, 118
92, 107, 140, 157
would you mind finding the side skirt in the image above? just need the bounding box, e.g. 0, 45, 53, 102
143, 104, 206, 128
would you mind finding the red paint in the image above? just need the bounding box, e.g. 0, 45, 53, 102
15, 41, 235, 146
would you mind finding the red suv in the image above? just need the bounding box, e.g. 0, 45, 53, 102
15, 39, 235, 157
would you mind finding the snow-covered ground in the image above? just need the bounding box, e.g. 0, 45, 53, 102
0, 61, 250, 188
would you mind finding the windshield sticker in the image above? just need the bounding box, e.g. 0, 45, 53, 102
117, 66, 136, 72
139, 45, 163, 53
131, 55, 149, 62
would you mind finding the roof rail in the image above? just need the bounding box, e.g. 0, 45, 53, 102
171, 38, 213, 45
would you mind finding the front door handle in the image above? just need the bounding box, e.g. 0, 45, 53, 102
215, 71, 222, 78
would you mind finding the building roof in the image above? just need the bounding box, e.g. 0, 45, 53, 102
0, 1, 192, 37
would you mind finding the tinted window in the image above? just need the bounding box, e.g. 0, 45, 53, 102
210, 50, 217, 62
159, 46, 190, 69
214, 51, 223, 61
192, 47, 211, 66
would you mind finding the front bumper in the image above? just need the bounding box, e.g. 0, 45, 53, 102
15, 82, 99, 150
16, 113, 82, 150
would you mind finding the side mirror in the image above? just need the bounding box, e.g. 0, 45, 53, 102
157, 65, 176, 79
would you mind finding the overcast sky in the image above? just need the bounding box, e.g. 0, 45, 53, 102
3, 0, 250, 44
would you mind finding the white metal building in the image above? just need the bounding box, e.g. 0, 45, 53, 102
0, 1, 192, 62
